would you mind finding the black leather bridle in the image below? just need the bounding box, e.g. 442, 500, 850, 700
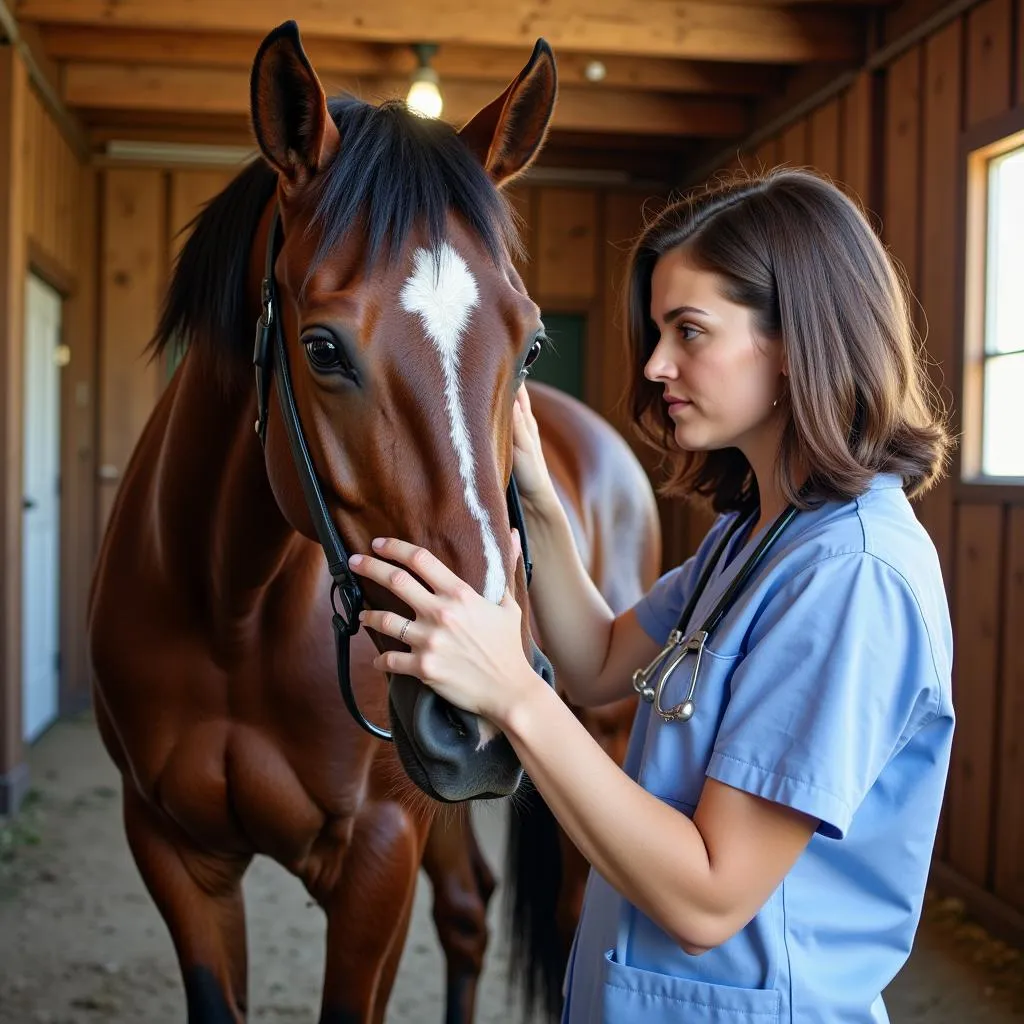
252, 206, 534, 742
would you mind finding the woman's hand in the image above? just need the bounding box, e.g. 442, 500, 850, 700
348, 537, 543, 726
512, 385, 560, 517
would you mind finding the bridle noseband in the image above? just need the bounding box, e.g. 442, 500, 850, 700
252, 206, 534, 742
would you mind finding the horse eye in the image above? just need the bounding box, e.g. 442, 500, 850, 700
524, 337, 544, 369
304, 333, 355, 378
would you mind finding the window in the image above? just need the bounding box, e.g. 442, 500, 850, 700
980, 146, 1024, 476
963, 119, 1024, 482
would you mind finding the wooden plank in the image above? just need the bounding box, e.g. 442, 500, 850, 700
987, 509, 1024, 907
98, 168, 165, 532
39, 100, 55, 264
916, 19, 961, 591
840, 70, 874, 210
20, 0, 864, 63
63, 63, 749, 138
948, 504, 1004, 887
22, 86, 38, 247
504, 185, 535, 296
60, 131, 77, 272
0, 47, 28, 793
31, 88, 45, 254
720, 149, 747, 176
965, 0, 1013, 126
168, 169, 232, 265
22, 88, 78, 282
779, 119, 808, 166
753, 135, 780, 173
750, 60, 852, 137
882, 0, 957, 47
1019, 0, 1024, 107
883, 46, 921, 315
994, 507, 1024, 910
809, 99, 841, 180
535, 188, 598, 305
59, 163, 97, 711
599, 191, 644, 434
658, 499, 686, 575
41, 25, 786, 97
166, 169, 233, 381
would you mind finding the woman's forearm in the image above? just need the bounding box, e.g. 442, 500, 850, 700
521, 496, 627, 705
501, 674, 721, 952
500, 674, 816, 956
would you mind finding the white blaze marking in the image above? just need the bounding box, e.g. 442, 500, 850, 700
400, 243, 505, 747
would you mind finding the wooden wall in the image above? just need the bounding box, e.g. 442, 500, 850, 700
0, 47, 94, 813
708, 0, 1024, 942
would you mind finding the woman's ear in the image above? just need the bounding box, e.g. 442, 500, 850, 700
458, 39, 557, 186
250, 20, 341, 196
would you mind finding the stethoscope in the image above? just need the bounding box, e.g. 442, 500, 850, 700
632, 503, 799, 724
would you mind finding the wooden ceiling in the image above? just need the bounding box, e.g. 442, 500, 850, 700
11, 0, 905, 182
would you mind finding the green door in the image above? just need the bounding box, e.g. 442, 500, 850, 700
529, 313, 586, 400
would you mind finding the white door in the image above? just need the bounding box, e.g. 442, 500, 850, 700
21, 274, 62, 743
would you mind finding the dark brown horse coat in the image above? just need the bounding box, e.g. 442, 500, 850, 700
88, 21, 660, 1024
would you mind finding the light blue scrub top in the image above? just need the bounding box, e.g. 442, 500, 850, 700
561, 473, 955, 1024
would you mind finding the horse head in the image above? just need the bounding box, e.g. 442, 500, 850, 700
248, 21, 558, 802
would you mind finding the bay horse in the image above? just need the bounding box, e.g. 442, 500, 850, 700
88, 20, 658, 1024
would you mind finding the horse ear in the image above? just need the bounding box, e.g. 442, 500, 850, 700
458, 39, 557, 186
250, 20, 340, 192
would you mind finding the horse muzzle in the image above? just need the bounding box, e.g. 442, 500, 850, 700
387, 642, 554, 802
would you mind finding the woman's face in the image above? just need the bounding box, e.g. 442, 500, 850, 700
644, 246, 785, 458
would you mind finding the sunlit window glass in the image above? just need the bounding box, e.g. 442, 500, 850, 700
982, 145, 1024, 476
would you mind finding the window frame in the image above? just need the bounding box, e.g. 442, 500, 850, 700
959, 106, 1024, 498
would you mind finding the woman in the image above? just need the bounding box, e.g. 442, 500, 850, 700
348, 169, 955, 1023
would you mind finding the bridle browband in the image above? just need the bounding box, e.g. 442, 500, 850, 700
252, 205, 534, 742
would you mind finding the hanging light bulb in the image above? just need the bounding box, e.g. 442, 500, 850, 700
407, 43, 443, 119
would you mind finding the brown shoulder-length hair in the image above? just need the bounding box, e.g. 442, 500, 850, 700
627, 168, 952, 515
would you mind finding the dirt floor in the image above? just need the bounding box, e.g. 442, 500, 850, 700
1, 712, 1022, 1023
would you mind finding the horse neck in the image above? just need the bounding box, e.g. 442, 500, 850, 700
158, 348, 307, 630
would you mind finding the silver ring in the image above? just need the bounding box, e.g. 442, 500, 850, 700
399, 618, 411, 643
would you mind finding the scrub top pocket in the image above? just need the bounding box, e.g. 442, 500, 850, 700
602, 949, 781, 1023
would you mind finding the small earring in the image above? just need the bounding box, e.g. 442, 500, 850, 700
772, 397, 779, 408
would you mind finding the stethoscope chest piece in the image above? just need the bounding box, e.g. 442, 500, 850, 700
633, 628, 706, 723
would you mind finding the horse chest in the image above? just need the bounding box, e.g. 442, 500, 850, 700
95, 600, 382, 861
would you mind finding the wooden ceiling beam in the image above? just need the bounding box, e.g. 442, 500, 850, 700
83, 115, 687, 182
63, 62, 749, 137
0, 0, 87, 153
18, 0, 864, 63
39, 25, 785, 97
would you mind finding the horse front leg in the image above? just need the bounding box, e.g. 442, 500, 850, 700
421, 808, 496, 1024
315, 801, 426, 1024
122, 786, 252, 1023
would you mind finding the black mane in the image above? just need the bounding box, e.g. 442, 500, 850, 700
152, 95, 518, 380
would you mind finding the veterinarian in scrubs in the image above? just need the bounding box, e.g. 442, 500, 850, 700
350, 169, 955, 1022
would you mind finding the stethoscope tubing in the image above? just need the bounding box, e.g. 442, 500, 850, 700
633, 503, 799, 724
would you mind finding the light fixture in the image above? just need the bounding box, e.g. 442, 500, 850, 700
584, 60, 607, 83
407, 43, 443, 119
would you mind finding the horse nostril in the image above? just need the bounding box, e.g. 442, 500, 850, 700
531, 642, 556, 688
444, 703, 469, 739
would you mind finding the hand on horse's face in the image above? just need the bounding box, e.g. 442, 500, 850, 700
512, 386, 559, 517
349, 537, 541, 727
